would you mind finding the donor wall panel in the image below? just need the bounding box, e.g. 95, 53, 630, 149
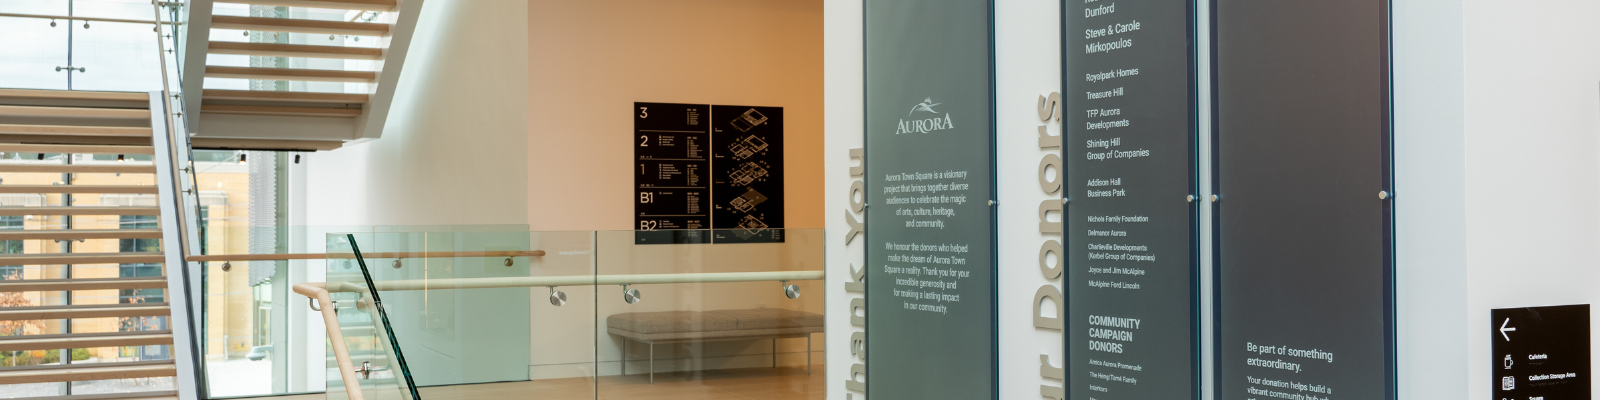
1063, 1, 1199, 399
1213, 1, 1395, 399
865, 0, 997, 398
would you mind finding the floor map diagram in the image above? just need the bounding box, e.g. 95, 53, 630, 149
634, 103, 783, 244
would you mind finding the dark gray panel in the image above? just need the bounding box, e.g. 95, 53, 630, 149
1213, 1, 1393, 400
865, 0, 996, 398
1064, 1, 1198, 400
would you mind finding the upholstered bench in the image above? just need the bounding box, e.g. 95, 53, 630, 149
607, 308, 824, 383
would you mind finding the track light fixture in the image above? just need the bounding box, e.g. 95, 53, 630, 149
237, 153, 247, 164
117, 154, 125, 162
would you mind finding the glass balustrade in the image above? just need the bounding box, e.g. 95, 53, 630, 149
312, 228, 826, 400
0, 0, 171, 93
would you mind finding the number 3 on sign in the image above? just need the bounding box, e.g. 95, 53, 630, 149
639, 107, 648, 118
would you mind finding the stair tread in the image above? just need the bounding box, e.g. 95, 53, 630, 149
201, 104, 362, 118
0, 360, 176, 385
215, 0, 397, 12
202, 89, 369, 104
0, 124, 153, 137
0, 252, 166, 265
0, 331, 173, 352
0, 90, 149, 104
2, 390, 178, 400
0, 105, 150, 120
0, 206, 160, 216
0, 185, 158, 194
0, 143, 154, 155
205, 66, 377, 83
0, 164, 158, 173
209, 41, 384, 60
0, 277, 169, 292
0, 303, 171, 322
0, 229, 163, 240
210, 15, 389, 36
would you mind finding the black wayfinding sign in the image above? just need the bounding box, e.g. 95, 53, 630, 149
1492, 304, 1591, 399
866, 0, 996, 398
1064, 0, 1198, 399
633, 102, 784, 244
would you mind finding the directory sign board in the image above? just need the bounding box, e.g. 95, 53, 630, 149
634, 102, 783, 244
865, 0, 996, 398
710, 105, 784, 244
1492, 304, 1591, 399
1213, 2, 1394, 400
1063, 1, 1199, 399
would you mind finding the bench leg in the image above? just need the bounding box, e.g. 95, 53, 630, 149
649, 343, 654, 384
773, 338, 778, 368
807, 335, 812, 375
621, 341, 626, 377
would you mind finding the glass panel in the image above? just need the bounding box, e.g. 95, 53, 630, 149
360, 226, 534, 389
326, 233, 417, 400
0, 11, 69, 90
69, 0, 164, 92
593, 229, 825, 400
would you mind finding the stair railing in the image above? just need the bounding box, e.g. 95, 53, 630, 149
150, 2, 205, 400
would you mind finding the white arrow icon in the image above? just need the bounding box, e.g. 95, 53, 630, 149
1500, 318, 1517, 341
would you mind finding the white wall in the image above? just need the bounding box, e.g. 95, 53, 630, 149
1393, 0, 1469, 398
305, 0, 529, 228
1462, 0, 1600, 398
823, 1, 865, 399
300, 0, 531, 387
993, 0, 1065, 398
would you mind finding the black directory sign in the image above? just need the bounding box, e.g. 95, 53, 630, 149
634, 102, 784, 245
635, 102, 711, 244
1213, 2, 1394, 400
1063, 1, 1198, 399
865, 0, 996, 398
710, 105, 784, 244
1492, 305, 1591, 399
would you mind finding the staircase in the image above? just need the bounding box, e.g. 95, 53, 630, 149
179, 0, 424, 147
0, 89, 189, 400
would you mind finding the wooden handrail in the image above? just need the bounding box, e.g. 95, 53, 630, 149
187, 250, 546, 262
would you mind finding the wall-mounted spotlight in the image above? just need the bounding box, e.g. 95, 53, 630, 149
622, 284, 642, 304
117, 154, 125, 162
36, 153, 44, 160
782, 281, 801, 299
237, 153, 247, 164
548, 287, 567, 306
294, 154, 301, 164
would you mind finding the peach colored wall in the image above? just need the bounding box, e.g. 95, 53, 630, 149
527, 0, 824, 231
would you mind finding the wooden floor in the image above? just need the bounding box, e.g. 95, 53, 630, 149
268, 365, 823, 400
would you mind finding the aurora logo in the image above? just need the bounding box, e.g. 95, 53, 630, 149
896, 97, 955, 134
